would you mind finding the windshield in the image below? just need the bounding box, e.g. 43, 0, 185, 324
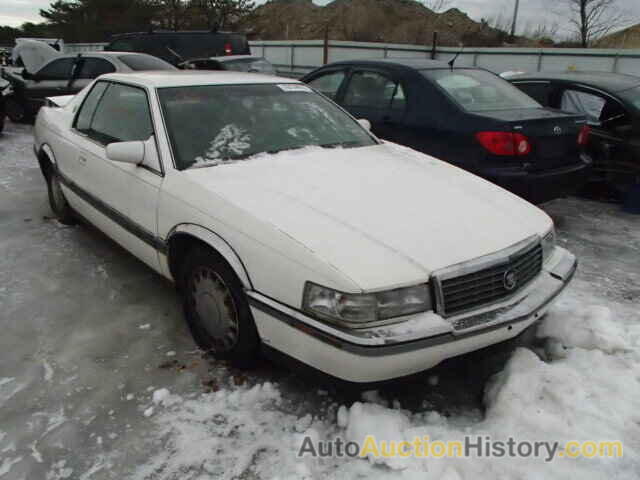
158, 84, 377, 170
619, 85, 640, 112
222, 58, 276, 75
423, 69, 541, 112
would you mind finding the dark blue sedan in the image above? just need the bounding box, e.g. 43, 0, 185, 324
302, 59, 592, 204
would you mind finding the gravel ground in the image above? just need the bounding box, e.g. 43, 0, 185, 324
1, 121, 638, 479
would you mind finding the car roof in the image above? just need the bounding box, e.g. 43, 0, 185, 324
323, 58, 456, 71
507, 71, 640, 93
59, 51, 151, 59
111, 30, 239, 38
99, 70, 300, 87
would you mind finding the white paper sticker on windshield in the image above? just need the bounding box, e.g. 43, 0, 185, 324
278, 84, 312, 92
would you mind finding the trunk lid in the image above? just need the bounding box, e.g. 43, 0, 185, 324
477, 108, 587, 171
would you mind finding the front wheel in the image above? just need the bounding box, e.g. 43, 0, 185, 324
46, 168, 75, 225
180, 247, 260, 368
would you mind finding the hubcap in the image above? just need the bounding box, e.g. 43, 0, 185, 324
189, 267, 239, 352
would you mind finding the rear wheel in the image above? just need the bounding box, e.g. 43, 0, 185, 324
46, 168, 75, 225
180, 247, 260, 368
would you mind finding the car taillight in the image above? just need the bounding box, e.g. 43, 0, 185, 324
577, 125, 590, 146
224, 43, 232, 55
476, 131, 531, 156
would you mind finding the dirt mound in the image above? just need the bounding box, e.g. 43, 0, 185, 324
596, 23, 640, 48
241, 0, 507, 46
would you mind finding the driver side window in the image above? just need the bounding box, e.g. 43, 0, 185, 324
560, 89, 631, 134
85, 83, 153, 145
307, 70, 346, 100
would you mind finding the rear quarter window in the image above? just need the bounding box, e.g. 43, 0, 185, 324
512, 82, 551, 106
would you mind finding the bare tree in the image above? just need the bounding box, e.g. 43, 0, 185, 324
484, 12, 511, 33
422, 0, 453, 13
561, 0, 630, 47
523, 21, 560, 41
152, 0, 188, 30
192, 0, 255, 30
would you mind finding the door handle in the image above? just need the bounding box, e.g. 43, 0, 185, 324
79, 156, 87, 165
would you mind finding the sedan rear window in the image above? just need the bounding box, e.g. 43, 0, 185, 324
158, 84, 376, 170
423, 69, 540, 112
118, 54, 175, 71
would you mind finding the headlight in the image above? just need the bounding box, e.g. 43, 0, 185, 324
302, 282, 432, 328
541, 227, 556, 264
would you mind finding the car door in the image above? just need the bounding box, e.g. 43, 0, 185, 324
340, 69, 407, 143
71, 57, 116, 92
26, 57, 77, 110
69, 81, 163, 271
552, 86, 635, 190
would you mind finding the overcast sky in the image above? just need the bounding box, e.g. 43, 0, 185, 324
1, 0, 639, 38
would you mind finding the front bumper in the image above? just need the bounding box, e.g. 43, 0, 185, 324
483, 153, 592, 204
247, 246, 577, 383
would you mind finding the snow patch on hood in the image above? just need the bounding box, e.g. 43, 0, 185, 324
12, 39, 61, 73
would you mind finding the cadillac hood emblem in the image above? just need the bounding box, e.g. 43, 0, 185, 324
503, 269, 518, 291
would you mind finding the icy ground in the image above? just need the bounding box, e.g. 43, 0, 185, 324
1, 121, 639, 479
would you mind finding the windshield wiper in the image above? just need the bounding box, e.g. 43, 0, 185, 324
186, 153, 253, 169
319, 141, 361, 149
265, 146, 306, 155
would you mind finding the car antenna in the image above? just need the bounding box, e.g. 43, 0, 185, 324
448, 45, 464, 71
165, 46, 184, 63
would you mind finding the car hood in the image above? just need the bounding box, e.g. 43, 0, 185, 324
184, 143, 552, 290
12, 39, 61, 73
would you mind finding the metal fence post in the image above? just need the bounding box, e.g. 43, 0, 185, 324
431, 32, 438, 60
537, 50, 543, 71
323, 26, 329, 65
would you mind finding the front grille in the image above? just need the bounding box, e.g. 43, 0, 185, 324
438, 242, 543, 317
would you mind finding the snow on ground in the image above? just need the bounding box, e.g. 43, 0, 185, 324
1, 122, 639, 479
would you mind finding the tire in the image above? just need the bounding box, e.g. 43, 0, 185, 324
46, 168, 76, 225
180, 246, 260, 368
5, 96, 27, 123
0, 113, 4, 134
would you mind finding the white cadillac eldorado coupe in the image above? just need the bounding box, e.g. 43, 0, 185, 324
34, 71, 577, 383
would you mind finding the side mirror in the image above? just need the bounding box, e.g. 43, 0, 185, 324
358, 118, 371, 131
106, 141, 145, 165
22, 69, 33, 80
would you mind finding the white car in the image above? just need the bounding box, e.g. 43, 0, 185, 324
180, 55, 276, 75
33, 71, 577, 383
